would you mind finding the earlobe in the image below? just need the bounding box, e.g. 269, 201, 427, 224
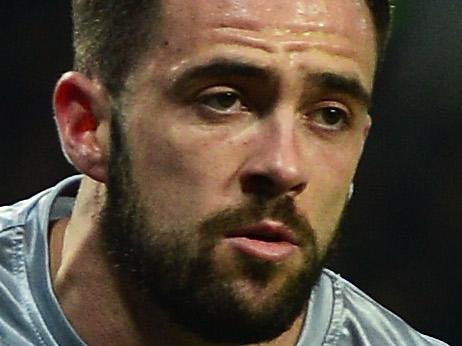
53, 72, 110, 183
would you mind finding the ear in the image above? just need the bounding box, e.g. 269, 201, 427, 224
363, 114, 372, 140
53, 72, 111, 183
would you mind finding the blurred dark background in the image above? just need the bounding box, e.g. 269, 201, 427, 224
1, 1, 460, 344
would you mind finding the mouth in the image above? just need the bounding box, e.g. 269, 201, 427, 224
224, 220, 299, 262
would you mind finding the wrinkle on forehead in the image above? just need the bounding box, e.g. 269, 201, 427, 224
207, 28, 359, 59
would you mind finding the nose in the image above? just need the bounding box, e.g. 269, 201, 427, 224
239, 115, 307, 200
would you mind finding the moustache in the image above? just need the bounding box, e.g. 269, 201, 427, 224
198, 196, 315, 247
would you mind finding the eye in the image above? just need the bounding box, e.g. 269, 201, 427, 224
197, 88, 248, 114
309, 105, 350, 130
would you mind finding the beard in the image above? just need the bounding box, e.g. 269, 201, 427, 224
99, 115, 340, 344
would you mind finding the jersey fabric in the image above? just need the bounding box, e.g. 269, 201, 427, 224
0, 176, 448, 345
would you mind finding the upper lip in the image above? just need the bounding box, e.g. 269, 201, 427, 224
225, 219, 299, 245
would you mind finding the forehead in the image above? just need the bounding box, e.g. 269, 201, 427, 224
128, 0, 377, 94
160, 0, 374, 43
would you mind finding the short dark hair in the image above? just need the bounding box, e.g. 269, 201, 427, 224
72, 0, 394, 96
72, 0, 162, 96
367, 0, 395, 58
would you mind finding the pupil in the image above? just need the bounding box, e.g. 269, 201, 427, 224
217, 92, 237, 108
323, 108, 341, 124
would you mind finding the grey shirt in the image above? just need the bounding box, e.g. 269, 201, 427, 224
0, 176, 448, 345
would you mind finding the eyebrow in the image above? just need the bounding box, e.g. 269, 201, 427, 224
168, 58, 274, 96
310, 72, 371, 107
169, 58, 371, 107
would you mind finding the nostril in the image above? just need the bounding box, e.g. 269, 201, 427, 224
289, 182, 306, 197
241, 174, 307, 200
241, 174, 278, 199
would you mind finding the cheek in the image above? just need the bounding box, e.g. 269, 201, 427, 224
300, 137, 364, 246
126, 115, 244, 216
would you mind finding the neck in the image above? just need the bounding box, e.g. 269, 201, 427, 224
49, 177, 306, 346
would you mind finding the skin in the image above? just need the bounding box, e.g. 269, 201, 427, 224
51, 0, 377, 345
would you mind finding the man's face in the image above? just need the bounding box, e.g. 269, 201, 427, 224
102, 0, 376, 343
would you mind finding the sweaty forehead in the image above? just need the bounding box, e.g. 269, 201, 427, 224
161, 0, 374, 41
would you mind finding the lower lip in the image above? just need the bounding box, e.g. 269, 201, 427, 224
225, 237, 297, 262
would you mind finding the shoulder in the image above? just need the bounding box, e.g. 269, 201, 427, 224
0, 195, 46, 345
320, 269, 448, 346
0, 199, 33, 232
0, 176, 82, 346
0, 192, 46, 269
0, 175, 82, 236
